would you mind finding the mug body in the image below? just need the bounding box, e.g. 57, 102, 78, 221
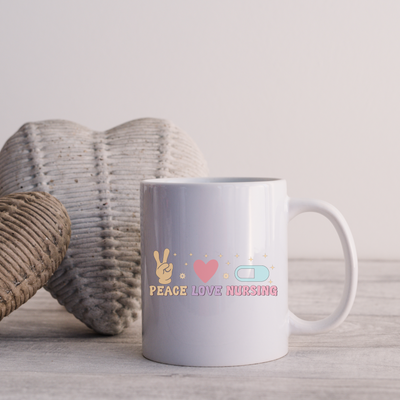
140, 177, 289, 366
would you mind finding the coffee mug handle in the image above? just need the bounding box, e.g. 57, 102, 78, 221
288, 198, 358, 335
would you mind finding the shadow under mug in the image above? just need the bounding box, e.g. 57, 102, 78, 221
140, 177, 358, 367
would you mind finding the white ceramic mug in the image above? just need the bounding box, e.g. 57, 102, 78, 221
140, 178, 358, 367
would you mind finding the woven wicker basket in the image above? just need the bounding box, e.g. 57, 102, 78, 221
0, 118, 208, 334
0, 192, 71, 320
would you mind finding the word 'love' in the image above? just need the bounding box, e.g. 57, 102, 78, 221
191, 285, 223, 296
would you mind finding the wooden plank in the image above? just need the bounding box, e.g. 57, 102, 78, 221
290, 315, 400, 348
0, 373, 399, 400
1, 323, 399, 377
0, 374, 400, 400
288, 260, 400, 317
288, 259, 400, 282
288, 280, 400, 317
1, 341, 400, 379
0, 260, 399, 399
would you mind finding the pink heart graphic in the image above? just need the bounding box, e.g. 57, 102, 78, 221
193, 259, 219, 283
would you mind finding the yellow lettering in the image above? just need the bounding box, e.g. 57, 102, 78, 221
157, 286, 164, 295
149, 286, 156, 296
180, 286, 188, 296
173, 286, 179, 296
164, 286, 173, 296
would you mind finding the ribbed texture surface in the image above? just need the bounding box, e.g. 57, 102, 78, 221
0, 192, 71, 320
0, 118, 208, 334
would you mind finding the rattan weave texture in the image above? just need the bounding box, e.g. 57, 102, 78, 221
0, 192, 71, 320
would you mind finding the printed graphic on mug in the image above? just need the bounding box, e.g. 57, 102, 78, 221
193, 259, 218, 283
149, 249, 278, 298
153, 248, 173, 284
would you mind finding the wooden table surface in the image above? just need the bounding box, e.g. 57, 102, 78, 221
0, 260, 399, 400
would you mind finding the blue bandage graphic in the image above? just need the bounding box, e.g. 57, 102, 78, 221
234, 265, 270, 282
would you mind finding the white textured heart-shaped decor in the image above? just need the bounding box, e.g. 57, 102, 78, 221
0, 118, 208, 334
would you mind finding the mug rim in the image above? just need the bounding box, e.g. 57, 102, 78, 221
141, 177, 284, 185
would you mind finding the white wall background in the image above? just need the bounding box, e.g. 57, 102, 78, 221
1, 0, 399, 260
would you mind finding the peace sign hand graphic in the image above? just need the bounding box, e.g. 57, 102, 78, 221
154, 248, 173, 284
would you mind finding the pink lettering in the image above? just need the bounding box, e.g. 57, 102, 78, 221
234, 286, 242, 296
261, 286, 270, 296
226, 286, 234, 296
